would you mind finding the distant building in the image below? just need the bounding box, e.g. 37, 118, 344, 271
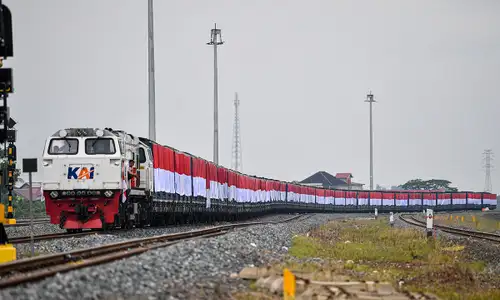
300, 171, 364, 190
13, 182, 43, 201
335, 173, 353, 184
335, 173, 364, 190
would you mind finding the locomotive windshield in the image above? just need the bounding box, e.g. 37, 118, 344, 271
48, 138, 79, 155
85, 138, 116, 155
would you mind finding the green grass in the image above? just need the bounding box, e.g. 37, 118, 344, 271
283, 218, 500, 300
290, 219, 443, 263
7, 198, 47, 219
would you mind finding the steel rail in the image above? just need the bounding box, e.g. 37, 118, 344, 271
399, 214, 500, 243
0, 213, 308, 289
14, 218, 50, 222
9, 231, 97, 244
8, 219, 51, 227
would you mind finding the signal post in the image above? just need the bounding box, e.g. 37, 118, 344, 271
0, 0, 16, 262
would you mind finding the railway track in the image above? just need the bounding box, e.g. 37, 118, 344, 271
9, 231, 97, 244
7, 214, 309, 244
399, 214, 500, 243
8, 218, 50, 227
0, 213, 309, 289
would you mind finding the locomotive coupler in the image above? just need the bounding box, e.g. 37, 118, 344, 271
75, 203, 90, 221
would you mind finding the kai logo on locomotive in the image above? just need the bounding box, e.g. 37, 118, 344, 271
67, 166, 95, 179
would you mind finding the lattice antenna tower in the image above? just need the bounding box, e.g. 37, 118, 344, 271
483, 149, 494, 192
231, 92, 242, 172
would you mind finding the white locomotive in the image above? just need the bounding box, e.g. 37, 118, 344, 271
42, 128, 154, 231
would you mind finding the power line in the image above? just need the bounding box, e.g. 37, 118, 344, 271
231, 92, 242, 172
207, 23, 224, 165
483, 149, 494, 192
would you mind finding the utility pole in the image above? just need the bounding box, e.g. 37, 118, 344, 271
232, 92, 242, 172
147, 0, 156, 141
365, 92, 376, 190
483, 149, 494, 192
207, 24, 224, 164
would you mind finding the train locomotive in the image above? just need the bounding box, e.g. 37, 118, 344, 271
41, 128, 497, 232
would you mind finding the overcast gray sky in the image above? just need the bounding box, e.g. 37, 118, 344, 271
7, 0, 500, 193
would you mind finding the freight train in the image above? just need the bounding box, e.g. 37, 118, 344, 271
41, 128, 497, 232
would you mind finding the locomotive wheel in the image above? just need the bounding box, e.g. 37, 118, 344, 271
135, 204, 144, 228
126, 220, 134, 229
120, 219, 127, 230
136, 218, 144, 228
121, 219, 133, 230
102, 222, 115, 231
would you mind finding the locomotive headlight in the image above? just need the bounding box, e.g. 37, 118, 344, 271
104, 190, 114, 198
50, 191, 59, 199
58, 129, 67, 138
96, 129, 104, 137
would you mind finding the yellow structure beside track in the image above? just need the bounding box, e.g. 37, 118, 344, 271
0, 204, 16, 263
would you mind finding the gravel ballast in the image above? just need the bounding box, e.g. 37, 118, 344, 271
5, 223, 65, 238
9, 214, 298, 259
0, 213, 357, 300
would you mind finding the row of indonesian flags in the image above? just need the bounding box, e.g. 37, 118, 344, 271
152, 144, 497, 205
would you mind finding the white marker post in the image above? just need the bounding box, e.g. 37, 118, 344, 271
374, 208, 378, 219
389, 212, 394, 227
426, 208, 434, 238
206, 187, 211, 209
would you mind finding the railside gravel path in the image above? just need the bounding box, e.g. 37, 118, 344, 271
0, 213, 358, 300
8, 214, 294, 259
5, 223, 66, 238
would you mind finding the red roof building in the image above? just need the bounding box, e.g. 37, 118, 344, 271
335, 173, 353, 185
13, 182, 43, 201
300, 171, 364, 190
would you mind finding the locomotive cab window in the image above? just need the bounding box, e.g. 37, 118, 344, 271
48, 138, 79, 155
85, 138, 116, 155
139, 147, 146, 163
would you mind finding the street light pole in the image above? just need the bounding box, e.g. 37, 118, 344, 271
207, 24, 224, 165
365, 92, 376, 190
147, 0, 156, 141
